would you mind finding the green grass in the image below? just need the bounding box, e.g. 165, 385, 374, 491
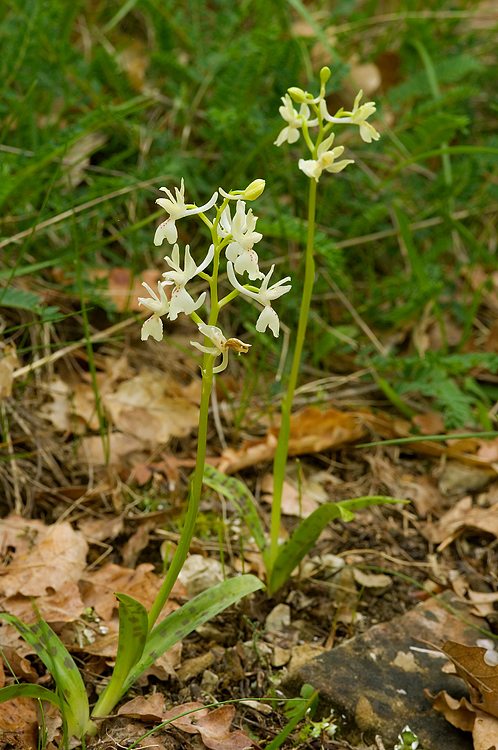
2, 0, 498, 428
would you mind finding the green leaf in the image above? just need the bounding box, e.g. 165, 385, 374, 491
0, 684, 64, 711
202, 464, 268, 555
0, 612, 92, 737
92, 593, 148, 718
0, 287, 42, 311
118, 574, 264, 699
269, 497, 406, 593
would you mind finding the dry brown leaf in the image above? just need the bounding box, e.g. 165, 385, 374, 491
220, 406, 367, 473
80, 562, 186, 622
0, 522, 87, 598
104, 371, 199, 444
90, 267, 162, 312
0, 696, 38, 748
429, 689, 498, 750
0, 343, 19, 401
77, 432, 145, 466
423, 496, 498, 549
2, 583, 85, 624
412, 412, 446, 435
77, 515, 124, 542
365, 454, 443, 517
443, 640, 498, 718
260, 473, 319, 518
118, 698, 255, 750
0, 514, 47, 560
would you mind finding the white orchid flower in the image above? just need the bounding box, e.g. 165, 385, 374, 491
162, 243, 214, 320
274, 94, 318, 147
349, 90, 380, 143
298, 133, 354, 182
320, 91, 380, 144
227, 262, 291, 337
154, 179, 218, 246
138, 281, 170, 341
190, 323, 251, 374
219, 201, 264, 281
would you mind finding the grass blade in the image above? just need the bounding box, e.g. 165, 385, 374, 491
202, 464, 268, 555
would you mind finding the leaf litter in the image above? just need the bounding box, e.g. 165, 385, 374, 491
6, 304, 498, 750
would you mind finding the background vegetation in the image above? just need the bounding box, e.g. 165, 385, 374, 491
2, 0, 498, 427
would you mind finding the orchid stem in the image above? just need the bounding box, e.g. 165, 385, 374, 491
147, 356, 214, 632
269, 177, 317, 578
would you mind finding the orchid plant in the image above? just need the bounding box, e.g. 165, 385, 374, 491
0, 180, 293, 745
202, 71, 403, 594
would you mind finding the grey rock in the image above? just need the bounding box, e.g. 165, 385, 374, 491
282, 591, 487, 749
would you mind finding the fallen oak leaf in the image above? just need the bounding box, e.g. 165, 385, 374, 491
423, 496, 498, 550
118, 698, 256, 750
442, 640, 498, 718
220, 406, 367, 473
427, 690, 498, 750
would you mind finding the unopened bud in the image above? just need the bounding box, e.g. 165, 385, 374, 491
242, 179, 265, 201
320, 67, 331, 85
288, 86, 307, 103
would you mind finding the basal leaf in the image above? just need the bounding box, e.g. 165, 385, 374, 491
119, 574, 264, 699
92, 593, 148, 718
269, 497, 405, 593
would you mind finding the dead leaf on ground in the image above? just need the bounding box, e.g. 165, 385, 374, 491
442, 640, 498, 718
219, 406, 368, 473
80, 562, 185, 622
423, 496, 498, 549
0, 522, 87, 598
365, 454, 443, 517
0, 696, 39, 749
118, 697, 255, 750
412, 412, 446, 435
260, 473, 319, 518
0, 343, 19, 401
2, 583, 85, 624
428, 690, 498, 750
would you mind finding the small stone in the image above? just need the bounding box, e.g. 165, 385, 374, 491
265, 603, 291, 632
200, 669, 219, 694
271, 645, 291, 667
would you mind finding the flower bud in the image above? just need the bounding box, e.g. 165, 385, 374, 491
287, 86, 307, 103
242, 179, 265, 201
320, 67, 331, 85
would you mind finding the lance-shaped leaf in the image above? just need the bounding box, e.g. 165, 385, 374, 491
118, 574, 264, 700
92, 593, 148, 718
269, 496, 406, 593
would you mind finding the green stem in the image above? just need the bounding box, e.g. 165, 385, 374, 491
269, 177, 317, 575
147, 356, 215, 632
